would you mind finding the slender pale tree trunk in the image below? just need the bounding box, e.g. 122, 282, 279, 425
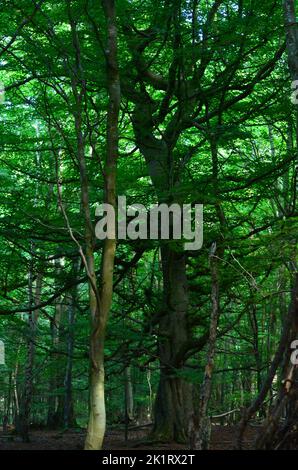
65, 7, 103, 446
84, 0, 120, 450
62, 0, 120, 449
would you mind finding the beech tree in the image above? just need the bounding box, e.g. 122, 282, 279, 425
0, 0, 297, 452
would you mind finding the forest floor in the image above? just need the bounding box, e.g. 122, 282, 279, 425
0, 425, 258, 450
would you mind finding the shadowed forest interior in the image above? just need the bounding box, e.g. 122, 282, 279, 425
0, 0, 298, 451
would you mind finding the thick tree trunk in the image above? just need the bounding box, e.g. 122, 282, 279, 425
152, 246, 192, 443
132, 98, 193, 442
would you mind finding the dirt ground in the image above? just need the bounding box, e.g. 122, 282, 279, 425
0, 425, 258, 450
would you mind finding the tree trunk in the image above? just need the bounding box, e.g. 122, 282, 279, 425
62, 0, 119, 449
131, 80, 193, 443
284, 0, 298, 82
124, 366, 134, 422
189, 131, 224, 448
255, 274, 298, 449
47, 263, 63, 429
250, 0, 298, 449
19, 270, 42, 442
63, 261, 79, 429
237, 274, 298, 448
12, 348, 20, 431
84, 0, 120, 449
190, 243, 219, 450
152, 246, 192, 443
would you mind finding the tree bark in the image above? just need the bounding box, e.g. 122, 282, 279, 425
152, 246, 192, 443
255, 274, 298, 449
190, 244, 219, 450
132, 95, 192, 443
19, 270, 42, 441
84, 0, 120, 450
237, 274, 298, 448
63, 260, 79, 429
284, 0, 298, 81
47, 261, 64, 429
124, 366, 134, 422
249, 0, 298, 449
